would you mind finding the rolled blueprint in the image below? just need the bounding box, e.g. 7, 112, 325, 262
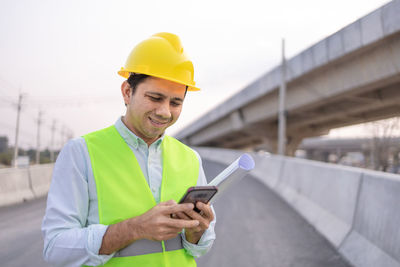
208, 153, 255, 204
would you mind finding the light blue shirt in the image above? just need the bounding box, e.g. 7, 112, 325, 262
42, 118, 216, 266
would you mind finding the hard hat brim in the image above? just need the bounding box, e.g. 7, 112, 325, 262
118, 69, 200, 91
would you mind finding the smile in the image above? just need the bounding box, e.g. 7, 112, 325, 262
149, 117, 169, 127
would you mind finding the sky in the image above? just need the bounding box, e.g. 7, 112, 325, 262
0, 0, 393, 150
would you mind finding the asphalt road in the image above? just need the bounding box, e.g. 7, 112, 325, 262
0, 159, 352, 267
0, 196, 50, 267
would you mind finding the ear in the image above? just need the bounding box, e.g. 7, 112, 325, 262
121, 81, 132, 105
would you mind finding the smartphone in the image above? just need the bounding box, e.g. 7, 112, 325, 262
179, 186, 218, 212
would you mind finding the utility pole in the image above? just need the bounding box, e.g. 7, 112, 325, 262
50, 120, 56, 162
35, 109, 43, 164
60, 125, 66, 148
278, 39, 287, 156
13, 93, 23, 168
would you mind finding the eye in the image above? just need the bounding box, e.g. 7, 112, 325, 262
171, 101, 181, 107
149, 96, 162, 102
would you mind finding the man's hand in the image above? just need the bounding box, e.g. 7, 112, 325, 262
99, 200, 199, 255
175, 202, 214, 244
135, 200, 200, 241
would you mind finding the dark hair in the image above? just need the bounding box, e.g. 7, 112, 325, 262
126, 73, 188, 96
127, 73, 150, 95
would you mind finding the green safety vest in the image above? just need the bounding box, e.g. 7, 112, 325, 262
83, 126, 199, 267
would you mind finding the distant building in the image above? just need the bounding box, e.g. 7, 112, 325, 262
11, 156, 30, 168
0, 136, 8, 153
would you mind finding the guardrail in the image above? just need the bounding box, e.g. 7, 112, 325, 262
0, 164, 54, 206
196, 147, 400, 267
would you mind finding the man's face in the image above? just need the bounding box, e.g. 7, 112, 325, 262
122, 76, 186, 145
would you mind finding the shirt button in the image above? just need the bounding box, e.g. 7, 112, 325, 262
152, 188, 156, 193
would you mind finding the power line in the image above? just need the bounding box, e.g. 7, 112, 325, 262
0, 121, 36, 139
1, 90, 120, 110
0, 79, 108, 155
25, 96, 121, 108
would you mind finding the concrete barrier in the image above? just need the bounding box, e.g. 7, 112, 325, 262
0, 167, 34, 206
29, 164, 54, 197
276, 157, 361, 248
250, 153, 284, 189
339, 171, 400, 267
196, 147, 400, 267
0, 164, 54, 207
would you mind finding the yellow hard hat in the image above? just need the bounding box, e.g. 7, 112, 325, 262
118, 32, 200, 91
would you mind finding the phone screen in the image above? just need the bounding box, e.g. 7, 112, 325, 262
179, 186, 218, 211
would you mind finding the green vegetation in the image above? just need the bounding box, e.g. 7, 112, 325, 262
0, 135, 59, 167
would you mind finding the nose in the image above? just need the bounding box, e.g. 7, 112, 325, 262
155, 101, 171, 119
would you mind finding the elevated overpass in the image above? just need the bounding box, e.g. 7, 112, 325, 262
176, 0, 400, 155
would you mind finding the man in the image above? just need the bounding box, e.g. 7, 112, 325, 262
42, 32, 216, 267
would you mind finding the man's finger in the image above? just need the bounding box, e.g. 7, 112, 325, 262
184, 203, 212, 221
175, 211, 191, 220
184, 208, 205, 222
159, 200, 177, 206
163, 203, 194, 215
196, 202, 214, 220
167, 218, 199, 229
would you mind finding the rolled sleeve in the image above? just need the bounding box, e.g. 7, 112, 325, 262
181, 205, 216, 258
87, 224, 115, 264
182, 233, 214, 258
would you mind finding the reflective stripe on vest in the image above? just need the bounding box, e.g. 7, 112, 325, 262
83, 126, 199, 267
115, 235, 182, 257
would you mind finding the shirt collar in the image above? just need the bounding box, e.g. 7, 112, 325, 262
114, 117, 164, 150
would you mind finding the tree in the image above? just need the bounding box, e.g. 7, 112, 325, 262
367, 117, 400, 172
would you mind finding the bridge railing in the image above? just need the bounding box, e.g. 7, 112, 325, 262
196, 147, 400, 267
